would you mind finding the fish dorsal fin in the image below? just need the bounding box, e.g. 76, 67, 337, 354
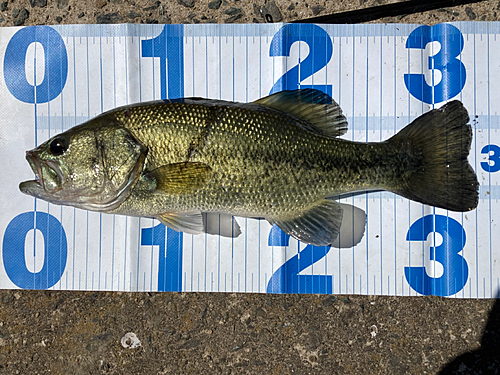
269, 199, 343, 246
157, 210, 204, 235
145, 162, 212, 195
253, 89, 348, 138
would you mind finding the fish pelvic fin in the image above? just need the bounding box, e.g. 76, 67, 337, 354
270, 199, 343, 246
157, 210, 204, 235
389, 100, 479, 212
253, 89, 348, 138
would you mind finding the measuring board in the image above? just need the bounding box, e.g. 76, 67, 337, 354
0, 22, 498, 298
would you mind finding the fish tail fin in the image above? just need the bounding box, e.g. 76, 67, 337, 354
388, 101, 479, 212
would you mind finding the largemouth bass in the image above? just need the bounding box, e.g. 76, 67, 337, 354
19, 89, 479, 246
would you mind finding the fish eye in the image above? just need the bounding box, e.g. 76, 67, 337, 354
49, 137, 67, 156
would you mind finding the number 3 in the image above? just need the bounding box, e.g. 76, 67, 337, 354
405, 214, 468, 296
481, 144, 500, 173
404, 24, 466, 104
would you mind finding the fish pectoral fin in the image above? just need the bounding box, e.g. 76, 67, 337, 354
145, 162, 212, 195
253, 89, 348, 138
157, 210, 204, 235
270, 199, 343, 246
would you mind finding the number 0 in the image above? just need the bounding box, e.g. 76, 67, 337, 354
4, 26, 68, 104
2, 212, 67, 290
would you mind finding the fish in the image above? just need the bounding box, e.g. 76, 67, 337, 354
19, 89, 479, 246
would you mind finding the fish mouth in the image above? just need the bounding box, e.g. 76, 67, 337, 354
19, 151, 64, 196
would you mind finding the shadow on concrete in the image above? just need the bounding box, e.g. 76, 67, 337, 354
439, 293, 500, 374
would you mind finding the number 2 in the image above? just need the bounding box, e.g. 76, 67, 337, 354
266, 225, 332, 294
269, 24, 333, 96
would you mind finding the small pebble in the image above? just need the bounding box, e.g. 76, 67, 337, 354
143, 4, 158, 11
260, 0, 282, 23
465, 7, 476, 20
29, 0, 47, 8
208, 0, 221, 10
158, 15, 171, 23
311, 5, 324, 15
96, 12, 122, 23
253, 3, 260, 16
255, 307, 266, 317
224, 7, 241, 16
180, 339, 199, 349
55, 16, 62, 23
0, 2, 7, 11
225, 13, 242, 23
177, 0, 195, 7
322, 296, 337, 307
125, 10, 140, 19
78, 12, 84, 18
56, 0, 68, 9
13, 8, 29, 26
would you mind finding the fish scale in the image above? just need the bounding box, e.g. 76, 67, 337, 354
113, 101, 401, 216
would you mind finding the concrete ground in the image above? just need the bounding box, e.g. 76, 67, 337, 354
1, 0, 499, 374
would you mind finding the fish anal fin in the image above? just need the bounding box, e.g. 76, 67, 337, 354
145, 162, 211, 195
253, 89, 348, 138
270, 199, 343, 246
157, 210, 204, 235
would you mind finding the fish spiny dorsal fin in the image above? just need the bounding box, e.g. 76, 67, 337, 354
253, 89, 348, 138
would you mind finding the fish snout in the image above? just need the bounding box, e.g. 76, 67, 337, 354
25, 151, 64, 193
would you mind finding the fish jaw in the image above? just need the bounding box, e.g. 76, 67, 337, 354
19, 150, 65, 200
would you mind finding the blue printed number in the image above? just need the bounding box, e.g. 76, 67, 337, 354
4, 26, 68, 103
142, 25, 184, 99
266, 225, 332, 294
404, 24, 466, 104
141, 223, 182, 292
481, 144, 500, 173
405, 214, 468, 296
2, 212, 67, 289
269, 24, 333, 96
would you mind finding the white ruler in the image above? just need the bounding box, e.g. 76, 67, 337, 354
0, 22, 498, 298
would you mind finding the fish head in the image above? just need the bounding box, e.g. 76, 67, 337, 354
19, 116, 147, 212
